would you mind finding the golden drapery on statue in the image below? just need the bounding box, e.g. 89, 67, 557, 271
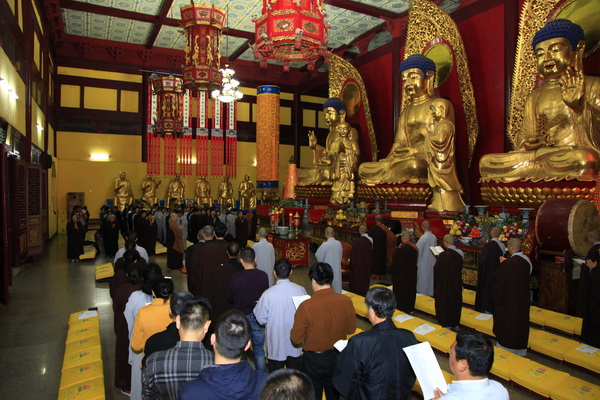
141, 175, 161, 207
480, 19, 600, 183
194, 177, 212, 206
217, 176, 235, 210
238, 174, 257, 210
166, 173, 186, 207
330, 122, 360, 204
113, 171, 135, 211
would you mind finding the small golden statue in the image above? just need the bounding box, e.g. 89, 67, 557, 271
480, 19, 600, 183
358, 54, 439, 185
113, 171, 135, 211
297, 98, 359, 186
330, 122, 360, 204
166, 173, 186, 207
426, 99, 465, 211
238, 174, 257, 210
141, 175, 161, 207
194, 176, 212, 206
217, 176, 235, 210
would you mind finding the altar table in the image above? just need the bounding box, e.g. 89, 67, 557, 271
267, 234, 311, 267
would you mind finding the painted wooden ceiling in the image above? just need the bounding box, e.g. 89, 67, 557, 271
59, 0, 465, 68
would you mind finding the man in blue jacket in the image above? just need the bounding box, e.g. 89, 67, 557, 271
179, 310, 267, 400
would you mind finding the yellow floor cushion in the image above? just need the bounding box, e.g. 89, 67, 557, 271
548, 376, 600, 400
60, 361, 104, 390
155, 243, 167, 255
563, 345, 600, 374
62, 346, 102, 371
342, 290, 356, 299
529, 306, 552, 326
425, 328, 457, 354
462, 289, 476, 306
69, 310, 99, 325
58, 377, 105, 400
65, 335, 101, 355
347, 328, 363, 339
66, 326, 100, 344
490, 346, 532, 381
415, 295, 436, 315
460, 309, 494, 335
79, 245, 97, 260
411, 322, 442, 342
545, 314, 583, 336
351, 296, 368, 318
509, 361, 570, 397
392, 314, 430, 332
68, 317, 100, 332
528, 330, 581, 360
94, 262, 114, 281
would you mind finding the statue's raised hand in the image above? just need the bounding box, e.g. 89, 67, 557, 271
560, 55, 584, 112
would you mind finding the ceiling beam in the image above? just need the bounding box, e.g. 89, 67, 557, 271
324, 0, 398, 19
145, 0, 174, 49
59, 0, 254, 40
229, 40, 251, 62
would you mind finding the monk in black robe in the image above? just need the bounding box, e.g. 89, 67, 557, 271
493, 238, 531, 355
146, 216, 157, 257
185, 227, 209, 296
434, 234, 464, 329
235, 213, 248, 247
392, 232, 419, 313
66, 212, 85, 261
349, 226, 373, 296
474, 227, 505, 314
101, 214, 120, 258
581, 230, 600, 347
368, 215, 395, 277
204, 223, 231, 316
134, 210, 151, 255
246, 210, 258, 240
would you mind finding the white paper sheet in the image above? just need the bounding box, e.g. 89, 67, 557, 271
413, 324, 436, 336
341, 290, 349, 294
292, 295, 311, 309
393, 314, 415, 323
475, 313, 493, 321
577, 345, 599, 355
78, 310, 99, 320
430, 246, 444, 256
334, 339, 348, 352
403, 342, 448, 400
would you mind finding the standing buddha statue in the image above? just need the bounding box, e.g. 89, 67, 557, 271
141, 175, 161, 207
194, 176, 212, 206
218, 176, 235, 210
238, 174, 257, 210
113, 171, 135, 211
480, 19, 600, 182
166, 173, 186, 207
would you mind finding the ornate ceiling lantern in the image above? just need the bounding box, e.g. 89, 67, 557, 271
150, 74, 184, 136
180, 3, 226, 91
253, 0, 330, 72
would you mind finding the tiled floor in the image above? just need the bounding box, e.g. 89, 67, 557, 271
0, 233, 597, 400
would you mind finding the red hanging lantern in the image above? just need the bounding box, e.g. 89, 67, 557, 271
150, 74, 183, 136
253, 0, 329, 72
180, 3, 225, 91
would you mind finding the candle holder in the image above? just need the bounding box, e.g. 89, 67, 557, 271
293, 212, 301, 237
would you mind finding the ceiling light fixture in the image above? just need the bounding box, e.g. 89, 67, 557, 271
211, 6, 243, 104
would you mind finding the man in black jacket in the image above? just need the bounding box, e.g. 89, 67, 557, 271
333, 287, 418, 399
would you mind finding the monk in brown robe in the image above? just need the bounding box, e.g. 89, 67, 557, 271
581, 230, 600, 347
203, 223, 231, 320
368, 215, 396, 278
391, 231, 419, 313
434, 235, 464, 329
474, 227, 506, 314
185, 227, 208, 296
167, 211, 184, 270
236, 212, 248, 247
349, 225, 373, 296
493, 238, 532, 356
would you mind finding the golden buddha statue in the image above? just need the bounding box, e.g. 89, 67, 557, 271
330, 122, 360, 204
480, 19, 600, 183
358, 54, 440, 185
217, 176, 235, 210
141, 175, 161, 207
194, 176, 212, 206
113, 171, 135, 211
297, 97, 359, 186
426, 99, 465, 212
238, 174, 257, 210
166, 173, 186, 207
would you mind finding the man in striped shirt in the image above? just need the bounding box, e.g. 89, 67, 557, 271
142, 299, 214, 400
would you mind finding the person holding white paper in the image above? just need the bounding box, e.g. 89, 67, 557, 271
315, 227, 344, 293
253, 259, 307, 372
333, 287, 418, 399
416, 220, 438, 296
432, 330, 508, 400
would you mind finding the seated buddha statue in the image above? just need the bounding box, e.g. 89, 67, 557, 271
480, 19, 600, 183
297, 97, 358, 186
358, 54, 439, 185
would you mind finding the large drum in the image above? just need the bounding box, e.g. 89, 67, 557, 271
536, 198, 600, 257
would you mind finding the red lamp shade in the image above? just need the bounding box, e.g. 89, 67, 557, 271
150, 74, 183, 136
